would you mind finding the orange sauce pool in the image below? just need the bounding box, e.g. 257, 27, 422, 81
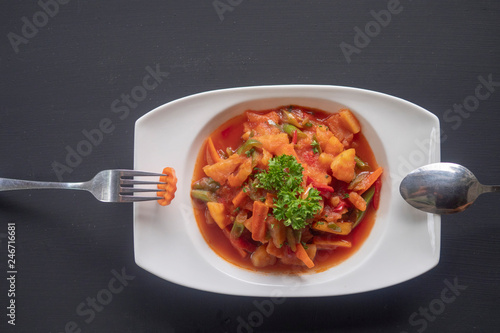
191, 106, 379, 274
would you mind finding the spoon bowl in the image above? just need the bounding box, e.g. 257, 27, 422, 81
399, 163, 499, 214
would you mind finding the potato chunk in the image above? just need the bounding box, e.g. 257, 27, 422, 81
251, 245, 277, 267
330, 148, 356, 182
206, 202, 230, 229
338, 109, 361, 134
203, 154, 244, 184
324, 135, 344, 155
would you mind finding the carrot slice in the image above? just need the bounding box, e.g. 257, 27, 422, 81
295, 243, 314, 268
372, 178, 382, 209
232, 188, 248, 207
264, 192, 276, 208
157, 167, 177, 206
206, 137, 222, 164
348, 191, 366, 211
251, 200, 269, 242
356, 167, 383, 195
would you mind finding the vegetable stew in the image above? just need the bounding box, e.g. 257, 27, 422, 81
191, 105, 383, 273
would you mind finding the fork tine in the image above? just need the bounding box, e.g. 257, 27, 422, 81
119, 170, 166, 177
114, 168, 175, 203
119, 195, 164, 202
120, 187, 165, 193
120, 179, 166, 186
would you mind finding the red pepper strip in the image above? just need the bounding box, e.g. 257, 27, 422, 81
223, 228, 257, 254
306, 176, 334, 193
231, 236, 257, 253
372, 178, 382, 209
315, 183, 334, 193
333, 200, 349, 212
292, 130, 298, 144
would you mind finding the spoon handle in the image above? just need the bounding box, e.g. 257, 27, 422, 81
482, 185, 500, 193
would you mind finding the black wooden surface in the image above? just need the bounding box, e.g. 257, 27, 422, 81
1, 1, 500, 332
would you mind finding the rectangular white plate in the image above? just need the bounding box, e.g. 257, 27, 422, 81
133, 85, 440, 297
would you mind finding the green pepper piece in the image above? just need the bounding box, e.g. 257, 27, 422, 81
283, 110, 303, 128
236, 138, 262, 155
352, 186, 376, 229
282, 124, 307, 139
251, 149, 259, 168
191, 190, 217, 202
230, 222, 245, 238
327, 222, 342, 232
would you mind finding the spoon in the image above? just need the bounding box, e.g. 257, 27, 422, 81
399, 162, 500, 214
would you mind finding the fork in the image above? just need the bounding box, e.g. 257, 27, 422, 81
0, 170, 167, 203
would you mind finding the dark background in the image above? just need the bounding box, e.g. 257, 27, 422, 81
1, 1, 500, 332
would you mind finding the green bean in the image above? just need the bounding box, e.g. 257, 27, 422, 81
192, 177, 220, 192
354, 156, 370, 170
191, 190, 217, 202
352, 187, 376, 229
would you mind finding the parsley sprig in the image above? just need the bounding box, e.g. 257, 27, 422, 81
256, 155, 303, 193
255, 155, 322, 230
311, 138, 321, 154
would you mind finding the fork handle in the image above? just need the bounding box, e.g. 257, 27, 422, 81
0, 178, 86, 192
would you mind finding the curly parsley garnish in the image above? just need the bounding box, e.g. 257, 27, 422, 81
311, 138, 321, 154
255, 155, 322, 230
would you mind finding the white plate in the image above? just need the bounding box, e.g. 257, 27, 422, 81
133, 85, 440, 297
